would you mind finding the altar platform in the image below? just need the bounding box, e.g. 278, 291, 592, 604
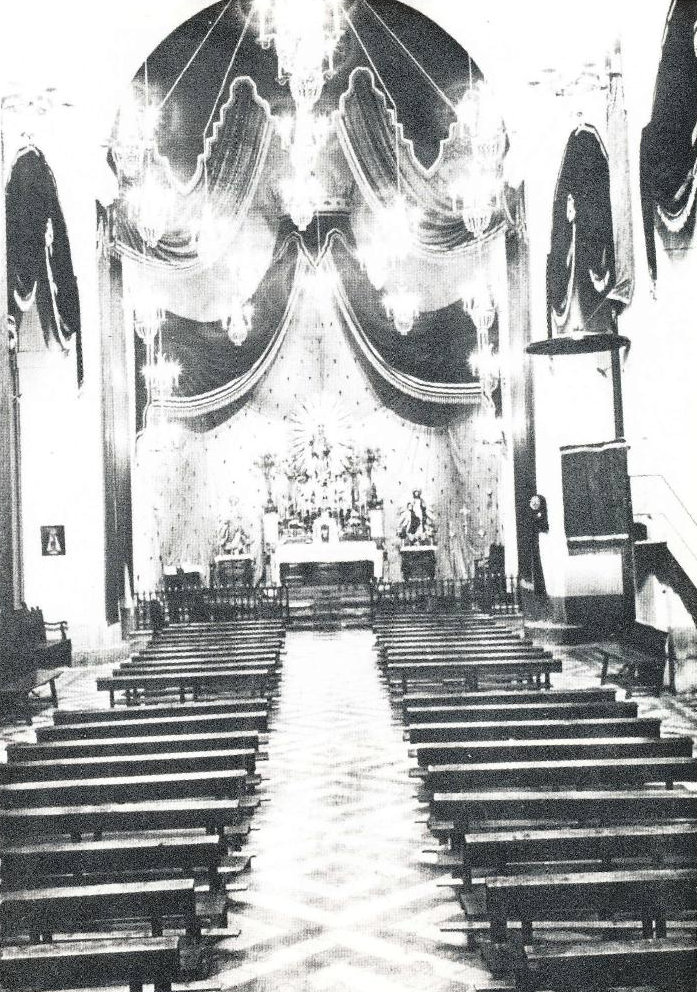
270, 540, 384, 587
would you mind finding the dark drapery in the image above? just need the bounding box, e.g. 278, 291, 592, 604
116, 76, 274, 268
329, 235, 479, 395
6, 147, 82, 383
98, 207, 133, 624
137, 239, 301, 431
640, 0, 697, 282
337, 67, 506, 256
547, 126, 617, 336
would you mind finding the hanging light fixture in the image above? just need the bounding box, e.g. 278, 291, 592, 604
195, 200, 233, 268
456, 82, 506, 167
358, 243, 390, 290
461, 283, 496, 333
133, 300, 164, 345
142, 352, 182, 398
111, 100, 159, 182
128, 165, 175, 249
281, 173, 325, 232
383, 289, 421, 336
221, 298, 254, 347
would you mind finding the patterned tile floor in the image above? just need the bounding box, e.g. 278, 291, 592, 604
1, 629, 696, 991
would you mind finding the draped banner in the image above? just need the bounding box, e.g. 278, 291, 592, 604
328, 235, 480, 405
640, 0, 697, 283
139, 239, 303, 430
117, 76, 275, 269
6, 147, 82, 383
547, 126, 618, 336
606, 57, 635, 308
337, 67, 506, 257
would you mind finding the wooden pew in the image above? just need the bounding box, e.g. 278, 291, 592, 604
0, 878, 200, 940
54, 699, 270, 722
431, 789, 697, 833
0, 936, 180, 992
402, 688, 616, 713
38, 712, 268, 741
0, 835, 226, 889
387, 657, 562, 688
422, 756, 697, 793
411, 735, 693, 768
405, 700, 638, 724
0, 797, 246, 841
485, 866, 697, 943
0, 747, 259, 782
119, 659, 280, 675
8, 729, 262, 762
518, 938, 697, 992
131, 644, 283, 662
461, 822, 697, 880
406, 717, 661, 744
0, 768, 251, 807
97, 668, 272, 706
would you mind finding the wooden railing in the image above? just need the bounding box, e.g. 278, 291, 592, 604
370, 579, 473, 616
473, 571, 521, 615
133, 585, 290, 630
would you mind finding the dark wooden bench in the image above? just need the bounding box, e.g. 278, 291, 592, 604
486, 867, 697, 943
517, 937, 697, 992
406, 700, 638, 725
461, 822, 697, 880
0, 767, 251, 807
0, 669, 63, 724
593, 623, 674, 698
411, 734, 693, 768
0, 606, 70, 720
0, 835, 226, 888
431, 788, 697, 833
0, 746, 259, 782
0, 797, 245, 841
406, 716, 661, 744
54, 698, 270, 722
38, 712, 268, 741
9, 729, 262, 762
388, 658, 563, 690
0, 878, 200, 940
422, 756, 697, 793
119, 658, 280, 675
97, 668, 272, 706
0, 936, 180, 992
402, 687, 616, 713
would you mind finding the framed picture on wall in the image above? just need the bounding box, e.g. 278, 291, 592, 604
41, 526, 66, 557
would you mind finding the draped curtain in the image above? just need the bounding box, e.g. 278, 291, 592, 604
547, 126, 618, 336
6, 147, 82, 383
117, 77, 275, 269
337, 67, 505, 256
640, 0, 697, 282
138, 240, 302, 430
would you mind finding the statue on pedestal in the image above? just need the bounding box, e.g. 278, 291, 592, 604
398, 489, 437, 546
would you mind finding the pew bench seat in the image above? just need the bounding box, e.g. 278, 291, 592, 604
0, 878, 200, 940
517, 937, 697, 992
0, 936, 181, 992
0, 669, 62, 725
8, 729, 263, 762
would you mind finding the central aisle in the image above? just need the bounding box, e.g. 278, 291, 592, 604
216, 629, 489, 991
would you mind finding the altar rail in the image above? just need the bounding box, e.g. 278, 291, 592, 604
370, 576, 520, 617
133, 585, 290, 631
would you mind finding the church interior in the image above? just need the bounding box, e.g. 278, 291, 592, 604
0, 1, 696, 990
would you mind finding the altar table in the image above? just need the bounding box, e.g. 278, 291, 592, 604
270, 540, 384, 586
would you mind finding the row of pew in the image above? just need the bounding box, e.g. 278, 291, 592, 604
0, 618, 285, 992
375, 612, 697, 992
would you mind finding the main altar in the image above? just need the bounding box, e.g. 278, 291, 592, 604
259, 396, 386, 586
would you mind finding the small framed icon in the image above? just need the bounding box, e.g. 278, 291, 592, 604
41, 525, 66, 557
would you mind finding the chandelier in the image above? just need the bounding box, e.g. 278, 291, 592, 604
221, 298, 255, 347
461, 284, 496, 334
450, 80, 506, 239
111, 101, 159, 182
281, 173, 325, 232
128, 165, 175, 249
142, 352, 182, 398
383, 289, 421, 336
256, 0, 343, 109
195, 200, 234, 268
133, 300, 165, 345
358, 243, 390, 290
456, 82, 506, 167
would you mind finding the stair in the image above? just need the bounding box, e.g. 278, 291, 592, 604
286, 584, 372, 630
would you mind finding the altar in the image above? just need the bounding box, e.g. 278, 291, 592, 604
270, 540, 384, 587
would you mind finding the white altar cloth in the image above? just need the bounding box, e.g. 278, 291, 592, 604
270, 540, 384, 584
